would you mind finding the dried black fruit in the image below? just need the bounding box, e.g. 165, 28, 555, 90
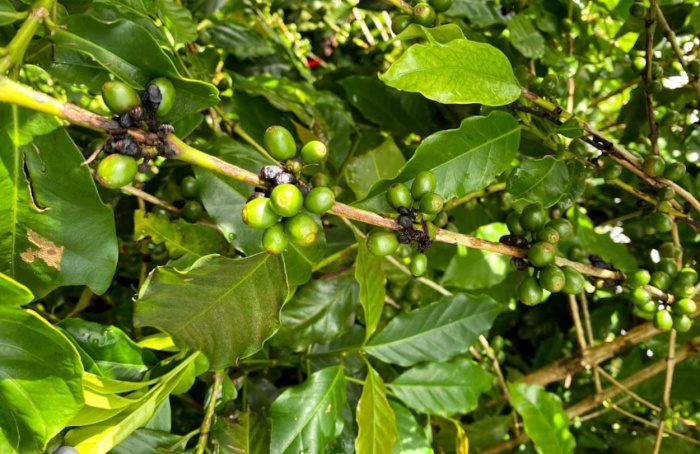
260, 165, 284, 181
399, 215, 414, 230
275, 172, 296, 186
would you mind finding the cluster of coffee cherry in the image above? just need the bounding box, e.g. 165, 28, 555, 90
240, 126, 335, 254
391, 0, 453, 35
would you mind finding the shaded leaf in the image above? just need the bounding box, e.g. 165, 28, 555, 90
209, 410, 269, 454
210, 23, 275, 59
508, 14, 545, 58
271, 274, 356, 351
345, 137, 406, 200
356, 365, 396, 454
0, 0, 20, 26
380, 38, 520, 106
111, 428, 183, 454
356, 112, 520, 212
389, 358, 493, 416
365, 294, 500, 366
557, 118, 583, 138
0, 307, 84, 453
450, 0, 504, 28
508, 382, 575, 454
156, 0, 196, 44
270, 366, 347, 453
390, 401, 432, 454
391, 23, 466, 44
134, 254, 289, 369
507, 156, 569, 207
282, 218, 327, 287
0, 106, 117, 297
354, 232, 386, 341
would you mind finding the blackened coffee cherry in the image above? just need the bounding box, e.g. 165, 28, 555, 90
149, 77, 176, 117
102, 81, 142, 115
284, 213, 319, 246
96, 154, 138, 189
242, 197, 279, 229
275, 172, 297, 186
264, 125, 297, 161
270, 184, 303, 217
260, 164, 284, 181
263, 223, 288, 255
304, 187, 335, 214
300, 141, 327, 164
398, 215, 414, 230
367, 231, 400, 256
411, 171, 437, 200
510, 257, 529, 271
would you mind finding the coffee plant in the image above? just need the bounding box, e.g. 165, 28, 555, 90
2, 0, 700, 452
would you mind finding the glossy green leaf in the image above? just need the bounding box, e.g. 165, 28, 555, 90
85, 1, 165, 41
65, 353, 198, 453
156, 0, 196, 43
134, 254, 289, 369
111, 428, 184, 454
345, 137, 406, 200
356, 112, 520, 212
0, 273, 33, 307
380, 38, 521, 106
391, 23, 466, 44
558, 161, 587, 209
51, 15, 219, 122
69, 389, 145, 426
58, 319, 157, 381
390, 401, 432, 454
270, 366, 347, 454
0, 106, 117, 298
210, 23, 275, 59
271, 274, 356, 351
133, 209, 227, 260
283, 219, 327, 287
557, 118, 584, 138
0, 0, 21, 26
356, 365, 396, 454
340, 75, 438, 138
508, 382, 576, 454
389, 358, 493, 416
0, 307, 84, 453
209, 410, 270, 454
365, 294, 500, 366
355, 232, 386, 341
507, 156, 569, 207
508, 14, 545, 58
442, 223, 511, 290
450, 0, 504, 28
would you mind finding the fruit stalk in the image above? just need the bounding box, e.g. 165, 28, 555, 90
0, 0, 55, 74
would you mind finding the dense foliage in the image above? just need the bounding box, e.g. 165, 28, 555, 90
1, 0, 700, 453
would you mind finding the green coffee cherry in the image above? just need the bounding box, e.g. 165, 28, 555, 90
546, 219, 573, 241
654, 309, 673, 331
630, 288, 652, 306
647, 80, 662, 94
651, 62, 664, 79
642, 155, 666, 177
270, 184, 303, 217
149, 77, 176, 117
419, 192, 444, 215
433, 210, 449, 227
671, 281, 694, 299
387, 183, 413, 210
536, 227, 560, 244
677, 268, 699, 285
96, 154, 138, 189
569, 139, 588, 156
540, 74, 559, 97
528, 242, 556, 268
601, 164, 622, 181
242, 198, 279, 229
367, 230, 400, 257
304, 187, 335, 214
657, 258, 679, 277
539, 265, 565, 293
562, 266, 586, 294
313, 172, 331, 188
637, 299, 658, 314
663, 162, 686, 181
561, 18, 573, 32
521, 203, 547, 232
412, 3, 436, 26
392, 15, 413, 35
181, 176, 199, 200
518, 276, 544, 306
506, 212, 526, 237
659, 242, 680, 258
411, 171, 437, 200
264, 126, 297, 161
686, 60, 700, 77
658, 187, 675, 201
674, 298, 696, 315
429, 0, 453, 13
673, 314, 692, 332
626, 269, 651, 288
410, 253, 428, 277
284, 213, 319, 246
568, 246, 587, 262
182, 201, 203, 223
650, 271, 672, 290
286, 159, 303, 175
646, 212, 673, 233
263, 223, 288, 255
300, 141, 327, 164
102, 81, 141, 115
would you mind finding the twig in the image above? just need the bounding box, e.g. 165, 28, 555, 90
478, 335, 520, 436
352, 8, 375, 46
589, 78, 640, 107
122, 185, 181, 214
383, 0, 413, 15
443, 182, 506, 211
0, 0, 55, 74
610, 402, 700, 447
652, 329, 677, 454
195, 369, 226, 454
579, 292, 602, 392
311, 243, 358, 272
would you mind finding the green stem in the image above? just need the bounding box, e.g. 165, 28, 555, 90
384, 0, 413, 14
311, 243, 358, 271
233, 124, 278, 164
0, 0, 55, 74
195, 369, 226, 454
444, 182, 506, 211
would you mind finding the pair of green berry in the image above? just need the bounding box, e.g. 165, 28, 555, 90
517, 265, 586, 306
641, 155, 686, 181
180, 176, 203, 223
263, 125, 327, 165
538, 73, 569, 99
391, 0, 453, 34
387, 171, 443, 219
506, 203, 572, 240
